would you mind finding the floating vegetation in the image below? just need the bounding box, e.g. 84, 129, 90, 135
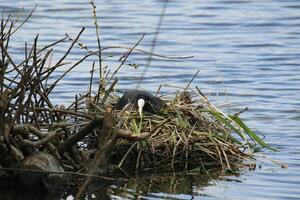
0, 6, 279, 198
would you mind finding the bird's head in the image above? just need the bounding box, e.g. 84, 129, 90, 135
137, 98, 145, 117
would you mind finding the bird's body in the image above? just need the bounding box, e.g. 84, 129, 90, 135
115, 90, 165, 114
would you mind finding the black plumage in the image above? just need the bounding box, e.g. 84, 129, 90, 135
115, 90, 165, 114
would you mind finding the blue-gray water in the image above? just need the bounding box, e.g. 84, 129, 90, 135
1, 0, 300, 199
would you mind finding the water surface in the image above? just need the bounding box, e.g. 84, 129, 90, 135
1, 0, 300, 199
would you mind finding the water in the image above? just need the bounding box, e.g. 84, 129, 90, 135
1, 0, 300, 199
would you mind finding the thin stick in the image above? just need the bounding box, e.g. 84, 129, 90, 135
21, 130, 64, 147
254, 153, 288, 168
101, 46, 193, 60
46, 50, 93, 94
100, 78, 118, 105
184, 70, 199, 92
155, 84, 163, 96
177, 69, 199, 102
89, 62, 96, 96
4, 36, 68, 76
10, 5, 37, 35
64, 41, 193, 60
67, 93, 90, 110
107, 34, 145, 83
90, 0, 102, 79
56, 27, 85, 67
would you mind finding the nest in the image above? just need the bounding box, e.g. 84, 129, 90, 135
0, 7, 275, 196
85, 88, 257, 172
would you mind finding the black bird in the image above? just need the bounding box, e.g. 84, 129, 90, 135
115, 90, 165, 115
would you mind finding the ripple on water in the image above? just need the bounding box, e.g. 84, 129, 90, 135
2, 0, 300, 199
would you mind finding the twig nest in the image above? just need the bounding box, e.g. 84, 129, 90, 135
179, 91, 192, 104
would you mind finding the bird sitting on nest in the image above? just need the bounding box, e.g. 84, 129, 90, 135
115, 90, 166, 116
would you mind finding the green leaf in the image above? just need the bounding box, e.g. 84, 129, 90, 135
175, 109, 188, 129
132, 118, 140, 134
230, 116, 277, 151
131, 118, 148, 149
209, 110, 248, 143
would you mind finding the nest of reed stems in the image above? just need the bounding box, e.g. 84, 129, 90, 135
0, 7, 276, 195
90, 86, 268, 173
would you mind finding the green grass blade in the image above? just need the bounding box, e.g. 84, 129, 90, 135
209, 110, 248, 143
132, 118, 139, 134
132, 118, 147, 148
175, 109, 188, 129
230, 116, 277, 151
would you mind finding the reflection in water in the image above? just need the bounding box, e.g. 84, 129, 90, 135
109, 170, 233, 199
78, 169, 240, 199
1, 0, 300, 199
0, 168, 239, 199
